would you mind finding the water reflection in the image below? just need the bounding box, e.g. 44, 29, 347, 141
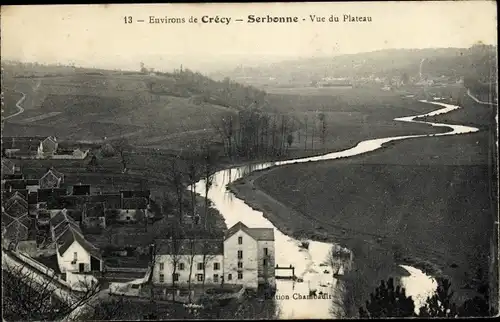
190, 100, 479, 318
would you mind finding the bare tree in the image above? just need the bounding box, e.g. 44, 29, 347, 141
201, 242, 218, 293
318, 113, 327, 149
202, 147, 215, 230
2, 261, 100, 321
304, 115, 308, 151
187, 236, 196, 303
113, 138, 130, 173
169, 157, 184, 225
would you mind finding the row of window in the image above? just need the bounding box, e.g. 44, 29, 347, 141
158, 262, 220, 271
158, 272, 244, 283
159, 259, 268, 271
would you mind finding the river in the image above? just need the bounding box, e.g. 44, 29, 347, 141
192, 99, 479, 319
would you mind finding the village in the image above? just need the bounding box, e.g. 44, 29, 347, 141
1, 134, 279, 310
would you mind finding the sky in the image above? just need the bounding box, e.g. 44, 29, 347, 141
1, 2, 497, 73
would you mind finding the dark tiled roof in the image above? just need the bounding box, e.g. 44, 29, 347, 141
89, 194, 122, 209
156, 238, 224, 255
56, 226, 102, 260
3, 190, 29, 201
50, 209, 80, 229
4, 200, 29, 218
72, 184, 91, 196
37, 188, 68, 203
4, 195, 29, 210
42, 168, 64, 180
3, 180, 28, 190
2, 174, 24, 180
120, 190, 150, 199
225, 221, 275, 241
122, 197, 147, 209
1, 158, 17, 169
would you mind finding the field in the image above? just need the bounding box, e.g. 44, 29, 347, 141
2, 72, 235, 148
2, 88, 23, 117
229, 89, 496, 314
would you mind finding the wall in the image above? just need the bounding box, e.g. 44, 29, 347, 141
57, 241, 91, 273
66, 271, 98, 291
257, 240, 276, 286
153, 254, 224, 286
224, 230, 258, 289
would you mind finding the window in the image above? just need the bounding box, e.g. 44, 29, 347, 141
228, 274, 232, 281
238, 236, 243, 244
173, 273, 179, 282
264, 247, 268, 256
197, 263, 204, 270
159, 274, 165, 283
179, 262, 185, 270
73, 252, 77, 260
159, 263, 164, 270
238, 261, 243, 269
263, 259, 267, 267
237, 250, 243, 259
213, 262, 220, 270
213, 274, 219, 283
126, 216, 130, 221
237, 271, 243, 280
197, 274, 204, 282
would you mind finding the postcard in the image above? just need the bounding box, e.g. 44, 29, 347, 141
1, 1, 498, 320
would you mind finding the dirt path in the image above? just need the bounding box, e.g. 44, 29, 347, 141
3, 90, 26, 120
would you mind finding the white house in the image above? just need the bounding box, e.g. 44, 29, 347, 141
152, 239, 224, 286
37, 136, 58, 158
151, 221, 275, 291
224, 222, 275, 290
50, 210, 103, 273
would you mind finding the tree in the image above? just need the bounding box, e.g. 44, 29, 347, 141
113, 138, 130, 172
2, 261, 101, 321
286, 133, 294, 152
304, 115, 308, 151
187, 236, 196, 303
318, 113, 327, 148
359, 278, 416, 318
169, 156, 184, 225
202, 147, 215, 230
419, 278, 457, 317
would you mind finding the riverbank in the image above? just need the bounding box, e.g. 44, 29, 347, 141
227, 105, 492, 317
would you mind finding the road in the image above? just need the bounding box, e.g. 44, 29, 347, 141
3, 90, 26, 120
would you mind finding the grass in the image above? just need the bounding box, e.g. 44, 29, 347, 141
2, 73, 236, 147
229, 94, 495, 315
2, 88, 23, 117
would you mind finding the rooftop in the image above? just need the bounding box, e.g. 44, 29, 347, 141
225, 221, 275, 241
156, 238, 224, 256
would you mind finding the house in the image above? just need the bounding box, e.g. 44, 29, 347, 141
2, 136, 45, 158
223, 222, 275, 290
3, 192, 29, 219
115, 197, 149, 222
82, 202, 106, 229
2, 208, 34, 246
120, 190, 151, 200
39, 168, 64, 189
150, 222, 276, 291
152, 239, 224, 286
3, 179, 40, 193
2, 136, 58, 159
50, 209, 103, 273
52, 147, 89, 160
37, 188, 68, 204
70, 184, 91, 196
37, 136, 58, 158
1, 158, 20, 178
